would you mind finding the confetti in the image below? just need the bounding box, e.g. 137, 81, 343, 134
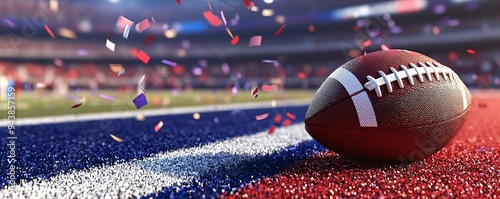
231, 35, 240, 45
268, 125, 276, 134
207, 0, 213, 11
363, 40, 372, 47
138, 74, 146, 85
141, 88, 147, 97
136, 113, 145, 121
116, 15, 134, 29
99, 94, 115, 101
130, 47, 139, 58
154, 121, 164, 132
161, 59, 177, 66
255, 113, 270, 120
249, 35, 262, 47
261, 84, 276, 91
109, 64, 123, 73
243, 0, 255, 9
58, 27, 77, 39
203, 11, 222, 26
252, 87, 259, 98
282, 119, 292, 126
44, 24, 56, 39
381, 44, 390, 51
106, 39, 116, 52
118, 68, 125, 76
466, 49, 476, 55
109, 134, 123, 143
286, 112, 296, 120
193, 113, 201, 120
274, 25, 285, 36
176, 0, 181, 5
137, 50, 150, 64
225, 27, 234, 38
132, 93, 148, 109
135, 19, 150, 33
221, 63, 230, 74
274, 114, 282, 123
221, 11, 227, 26
71, 103, 83, 109
123, 24, 131, 39
3, 18, 15, 28
144, 34, 156, 45
54, 58, 64, 67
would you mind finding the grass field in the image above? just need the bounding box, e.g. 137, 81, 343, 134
1, 89, 315, 119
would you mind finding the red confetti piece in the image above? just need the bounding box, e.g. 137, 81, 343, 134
110, 134, 123, 142
144, 34, 156, 46
176, 0, 181, 5
203, 11, 222, 26
282, 119, 292, 126
298, 72, 306, 79
261, 84, 276, 91
268, 125, 276, 134
249, 35, 262, 47
466, 49, 476, 55
130, 47, 139, 58
381, 44, 390, 51
154, 120, 164, 132
141, 88, 147, 97
274, 114, 282, 123
243, 0, 254, 9
45, 24, 55, 39
231, 35, 240, 45
255, 113, 270, 121
135, 19, 150, 33
286, 112, 296, 120
363, 40, 372, 47
71, 103, 83, 109
274, 25, 285, 36
137, 50, 150, 64
252, 87, 259, 98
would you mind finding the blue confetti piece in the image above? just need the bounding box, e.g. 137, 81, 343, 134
118, 68, 125, 77
133, 93, 148, 109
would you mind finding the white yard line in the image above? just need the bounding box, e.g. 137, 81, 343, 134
0, 99, 310, 127
0, 123, 312, 199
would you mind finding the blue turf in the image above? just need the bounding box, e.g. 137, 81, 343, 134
0, 105, 323, 192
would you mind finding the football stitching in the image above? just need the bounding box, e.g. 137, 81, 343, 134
364, 62, 459, 97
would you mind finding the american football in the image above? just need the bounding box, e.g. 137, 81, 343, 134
305, 49, 472, 163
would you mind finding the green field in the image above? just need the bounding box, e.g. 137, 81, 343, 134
2, 89, 315, 119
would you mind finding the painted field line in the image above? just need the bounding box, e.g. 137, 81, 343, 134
0, 123, 312, 198
0, 99, 310, 127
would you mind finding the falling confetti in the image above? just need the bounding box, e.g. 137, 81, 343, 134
268, 125, 276, 134
110, 64, 123, 73
123, 25, 131, 38
466, 49, 476, 55
141, 88, 147, 97
118, 68, 125, 76
71, 103, 83, 109
298, 72, 306, 79
161, 59, 177, 66
176, 0, 181, 5
109, 134, 123, 143
135, 19, 150, 33
138, 74, 146, 85
154, 121, 164, 132
363, 40, 372, 47
243, 0, 255, 9
133, 93, 148, 109
44, 24, 56, 39
261, 84, 276, 91
136, 113, 145, 121
249, 35, 262, 47
116, 15, 134, 29
58, 27, 77, 39
282, 119, 292, 126
193, 112, 201, 120
99, 94, 115, 101
203, 11, 222, 26
225, 27, 234, 38
274, 114, 282, 123
137, 50, 150, 64
221, 11, 227, 26
381, 44, 390, 51
252, 87, 259, 98
286, 112, 296, 120
255, 113, 270, 120
274, 25, 285, 36
106, 39, 116, 52
231, 35, 240, 45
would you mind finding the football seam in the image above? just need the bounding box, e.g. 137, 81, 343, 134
364, 62, 459, 97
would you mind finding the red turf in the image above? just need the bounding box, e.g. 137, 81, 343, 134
222, 95, 500, 198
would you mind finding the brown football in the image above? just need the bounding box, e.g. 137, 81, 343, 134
305, 49, 472, 163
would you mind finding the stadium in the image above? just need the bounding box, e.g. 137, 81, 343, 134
0, 0, 499, 198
